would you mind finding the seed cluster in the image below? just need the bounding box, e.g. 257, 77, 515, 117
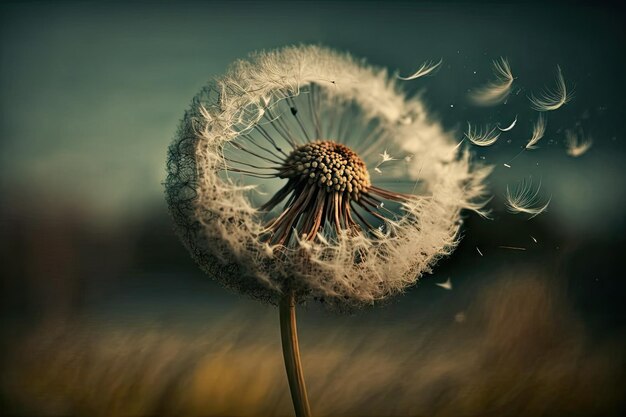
280, 141, 371, 199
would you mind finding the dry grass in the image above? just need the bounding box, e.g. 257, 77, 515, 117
3, 274, 624, 416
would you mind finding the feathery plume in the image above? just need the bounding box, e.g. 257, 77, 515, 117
465, 122, 500, 147
526, 114, 547, 149
470, 57, 514, 106
436, 278, 453, 290
504, 177, 551, 219
565, 128, 593, 157
397, 59, 443, 80
529, 65, 572, 111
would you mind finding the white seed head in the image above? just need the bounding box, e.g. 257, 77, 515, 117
165, 45, 492, 308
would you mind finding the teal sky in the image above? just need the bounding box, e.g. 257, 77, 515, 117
1, 1, 624, 235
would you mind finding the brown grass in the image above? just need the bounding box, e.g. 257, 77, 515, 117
3, 273, 624, 416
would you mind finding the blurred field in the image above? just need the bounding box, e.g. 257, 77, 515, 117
3, 273, 623, 416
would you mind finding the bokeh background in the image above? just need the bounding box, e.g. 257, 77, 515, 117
1, 1, 625, 416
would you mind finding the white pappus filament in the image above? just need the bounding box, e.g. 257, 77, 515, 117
504, 177, 551, 219
529, 65, 572, 111
469, 57, 514, 106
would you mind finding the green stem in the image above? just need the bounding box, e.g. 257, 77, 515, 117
279, 290, 312, 417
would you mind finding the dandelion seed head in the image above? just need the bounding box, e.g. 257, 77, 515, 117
165, 45, 491, 308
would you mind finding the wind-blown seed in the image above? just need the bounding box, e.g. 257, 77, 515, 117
565, 128, 593, 157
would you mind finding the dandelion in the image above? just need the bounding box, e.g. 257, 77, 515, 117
565, 128, 593, 157
397, 58, 443, 80
465, 122, 500, 147
526, 113, 547, 150
165, 45, 491, 416
504, 177, 551, 219
469, 57, 514, 106
529, 65, 573, 111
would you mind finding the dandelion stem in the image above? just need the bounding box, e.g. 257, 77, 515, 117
279, 290, 312, 417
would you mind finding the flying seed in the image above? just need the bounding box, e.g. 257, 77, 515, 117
498, 115, 517, 132
465, 122, 500, 147
436, 278, 453, 290
565, 128, 593, 157
397, 58, 443, 80
529, 65, 572, 111
470, 57, 514, 106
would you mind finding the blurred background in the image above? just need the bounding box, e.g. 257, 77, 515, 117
1, 1, 625, 416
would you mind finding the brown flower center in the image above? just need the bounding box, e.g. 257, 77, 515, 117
279, 141, 371, 198
261, 141, 408, 246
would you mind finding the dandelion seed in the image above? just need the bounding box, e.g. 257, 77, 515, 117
476, 246, 483, 256
503, 114, 547, 166
526, 114, 547, 150
499, 245, 527, 251
436, 278, 453, 290
565, 128, 593, 157
465, 122, 500, 147
397, 58, 443, 80
373, 149, 397, 173
498, 115, 517, 132
529, 65, 573, 111
504, 177, 551, 219
470, 57, 514, 106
